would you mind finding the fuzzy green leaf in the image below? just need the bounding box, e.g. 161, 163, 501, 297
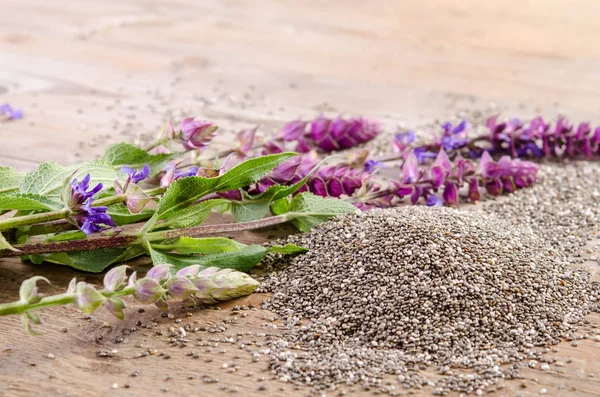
229, 156, 326, 222
0, 166, 23, 196
149, 244, 269, 272
212, 153, 297, 192
157, 177, 220, 219
158, 199, 229, 229
20, 161, 121, 199
102, 142, 176, 176
270, 198, 290, 215
287, 192, 358, 232
0, 193, 61, 211
106, 203, 155, 226
157, 153, 294, 219
27, 245, 146, 272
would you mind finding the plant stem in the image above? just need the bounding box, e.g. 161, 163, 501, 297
0, 287, 133, 316
0, 216, 290, 257
144, 215, 289, 241
0, 209, 72, 232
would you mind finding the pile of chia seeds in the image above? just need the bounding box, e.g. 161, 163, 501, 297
259, 179, 600, 395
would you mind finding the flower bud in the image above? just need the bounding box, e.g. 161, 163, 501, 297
133, 278, 165, 304
19, 276, 50, 304
146, 264, 172, 282
75, 282, 106, 314
104, 297, 126, 320
165, 276, 198, 300
176, 265, 201, 278
103, 265, 129, 292
124, 185, 153, 214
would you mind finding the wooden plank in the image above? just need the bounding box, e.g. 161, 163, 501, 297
1, 1, 600, 396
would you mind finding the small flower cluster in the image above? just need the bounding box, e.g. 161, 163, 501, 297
65, 174, 114, 235
0, 103, 23, 121
17, 264, 259, 334
160, 164, 200, 188
275, 115, 382, 153
115, 164, 152, 213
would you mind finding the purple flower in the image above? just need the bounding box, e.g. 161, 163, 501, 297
426, 195, 443, 207
442, 182, 458, 206
281, 120, 308, 141
430, 149, 451, 188
392, 131, 416, 153
413, 147, 437, 163
173, 118, 218, 151
309, 165, 365, 198
0, 103, 23, 120
121, 164, 150, 184
237, 126, 258, 157
66, 174, 114, 235
364, 159, 386, 173
69, 174, 103, 208
160, 165, 199, 188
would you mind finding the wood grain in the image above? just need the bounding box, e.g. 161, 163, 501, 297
1, 1, 600, 396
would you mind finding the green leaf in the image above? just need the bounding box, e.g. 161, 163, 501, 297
157, 177, 220, 219
287, 192, 357, 232
231, 199, 272, 223
152, 237, 244, 254
0, 232, 18, 251
26, 245, 146, 272
229, 156, 327, 222
0, 193, 62, 211
106, 203, 155, 226
157, 153, 296, 220
267, 244, 308, 255
0, 166, 23, 196
270, 198, 290, 215
149, 244, 269, 272
158, 199, 229, 229
102, 142, 176, 176
212, 152, 297, 192
20, 161, 121, 199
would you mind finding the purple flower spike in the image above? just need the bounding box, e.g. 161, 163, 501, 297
274, 115, 381, 153
69, 174, 103, 208
121, 164, 150, 184
0, 103, 23, 120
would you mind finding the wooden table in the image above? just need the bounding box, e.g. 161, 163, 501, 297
1, 1, 599, 395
